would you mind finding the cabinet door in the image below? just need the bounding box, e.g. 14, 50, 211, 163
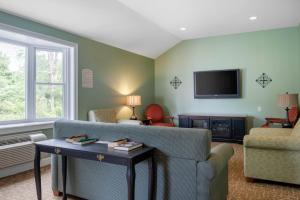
232, 118, 246, 139
179, 116, 190, 128
210, 117, 231, 138
190, 117, 209, 129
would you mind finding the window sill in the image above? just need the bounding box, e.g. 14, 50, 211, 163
0, 121, 54, 135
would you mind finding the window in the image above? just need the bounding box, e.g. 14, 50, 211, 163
35, 50, 64, 119
0, 41, 26, 121
0, 25, 77, 125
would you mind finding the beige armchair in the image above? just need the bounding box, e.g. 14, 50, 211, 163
243, 120, 300, 184
88, 108, 142, 125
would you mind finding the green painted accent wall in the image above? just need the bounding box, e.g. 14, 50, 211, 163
155, 27, 300, 127
0, 11, 154, 133
299, 25, 300, 68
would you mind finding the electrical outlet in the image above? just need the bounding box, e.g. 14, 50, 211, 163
257, 106, 262, 112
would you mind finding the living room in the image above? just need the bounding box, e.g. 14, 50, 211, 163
0, 0, 300, 200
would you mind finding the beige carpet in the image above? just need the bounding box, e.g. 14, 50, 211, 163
227, 143, 300, 200
0, 143, 300, 200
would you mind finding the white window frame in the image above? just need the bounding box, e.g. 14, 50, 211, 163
0, 23, 78, 127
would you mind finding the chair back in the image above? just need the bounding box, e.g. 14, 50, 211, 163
289, 106, 298, 127
88, 108, 117, 123
145, 104, 164, 123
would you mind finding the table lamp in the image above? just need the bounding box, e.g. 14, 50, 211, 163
126, 95, 141, 120
277, 92, 298, 124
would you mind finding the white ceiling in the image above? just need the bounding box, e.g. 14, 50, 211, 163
117, 0, 300, 40
0, 0, 299, 58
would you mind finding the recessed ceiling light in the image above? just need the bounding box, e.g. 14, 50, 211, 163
249, 16, 257, 21
180, 27, 187, 31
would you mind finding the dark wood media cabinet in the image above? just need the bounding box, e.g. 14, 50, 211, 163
178, 114, 247, 143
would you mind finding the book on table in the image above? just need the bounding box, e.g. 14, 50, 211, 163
65, 134, 87, 143
97, 138, 128, 148
66, 135, 143, 150
65, 135, 98, 145
72, 138, 98, 145
113, 141, 143, 151
97, 138, 143, 151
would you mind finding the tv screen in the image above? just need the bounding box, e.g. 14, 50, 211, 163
194, 69, 241, 98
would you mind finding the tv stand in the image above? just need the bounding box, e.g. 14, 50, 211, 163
178, 114, 247, 143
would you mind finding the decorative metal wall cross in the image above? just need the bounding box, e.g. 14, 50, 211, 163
170, 76, 182, 89
256, 73, 272, 88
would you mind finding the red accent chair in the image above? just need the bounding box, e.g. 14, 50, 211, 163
262, 106, 299, 128
145, 104, 175, 127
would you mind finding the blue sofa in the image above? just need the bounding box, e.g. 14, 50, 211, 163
52, 120, 234, 200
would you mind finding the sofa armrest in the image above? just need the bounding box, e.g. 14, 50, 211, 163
198, 143, 234, 180
244, 135, 300, 151
249, 128, 292, 136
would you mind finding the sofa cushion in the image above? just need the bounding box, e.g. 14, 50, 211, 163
291, 119, 300, 136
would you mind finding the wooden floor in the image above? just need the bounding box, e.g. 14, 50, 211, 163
0, 143, 300, 200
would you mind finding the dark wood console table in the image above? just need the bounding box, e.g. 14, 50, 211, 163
34, 139, 155, 200
178, 114, 247, 143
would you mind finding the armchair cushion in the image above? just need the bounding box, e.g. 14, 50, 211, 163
244, 135, 300, 151
249, 128, 292, 136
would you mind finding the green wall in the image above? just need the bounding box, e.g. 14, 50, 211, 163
155, 27, 300, 127
0, 11, 154, 138
299, 25, 300, 68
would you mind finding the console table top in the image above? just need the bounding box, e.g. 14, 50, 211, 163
35, 139, 154, 159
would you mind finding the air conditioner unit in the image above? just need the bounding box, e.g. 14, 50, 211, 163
0, 132, 49, 178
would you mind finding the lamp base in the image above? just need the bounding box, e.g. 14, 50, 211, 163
130, 106, 138, 120
285, 107, 290, 124
130, 116, 138, 120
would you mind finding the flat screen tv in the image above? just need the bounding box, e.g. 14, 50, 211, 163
194, 69, 241, 99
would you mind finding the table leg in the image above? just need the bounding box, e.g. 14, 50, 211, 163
148, 155, 154, 200
62, 155, 67, 200
34, 146, 41, 200
126, 162, 135, 200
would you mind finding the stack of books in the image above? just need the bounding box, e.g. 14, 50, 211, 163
113, 141, 143, 151
65, 134, 98, 145
66, 135, 143, 150
97, 138, 143, 151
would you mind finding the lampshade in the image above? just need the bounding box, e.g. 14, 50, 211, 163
277, 93, 298, 108
126, 95, 141, 106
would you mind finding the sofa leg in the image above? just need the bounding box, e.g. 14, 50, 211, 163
245, 177, 255, 182
53, 190, 62, 196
